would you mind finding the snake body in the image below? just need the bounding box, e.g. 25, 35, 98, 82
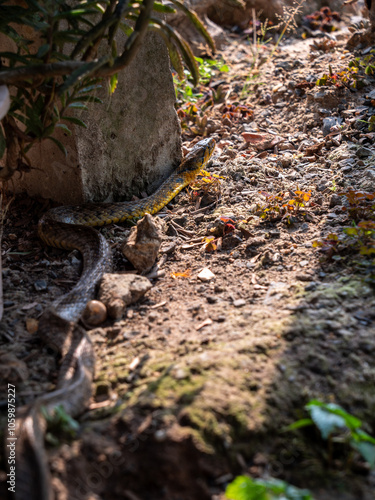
14, 137, 215, 500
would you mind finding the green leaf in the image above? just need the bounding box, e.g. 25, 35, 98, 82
168, 0, 216, 53
36, 43, 50, 59
285, 418, 314, 431
119, 21, 134, 37
55, 123, 72, 135
71, 95, 103, 104
153, 1, 176, 13
344, 227, 359, 236
59, 58, 108, 95
226, 476, 314, 500
110, 73, 118, 94
54, 8, 99, 20
62, 116, 87, 127
150, 17, 200, 85
225, 476, 267, 500
68, 102, 89, 111
149, 25, 184, 80
0, 124, 6, 159
77, 84, 102, 94
352, 429, 375, 445
306, 404, 347, 439
350, 440, 375, 468
46, 136, 67, 156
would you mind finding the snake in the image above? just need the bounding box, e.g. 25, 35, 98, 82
13, 137, 215, 500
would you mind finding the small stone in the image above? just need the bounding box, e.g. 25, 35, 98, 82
160, 241, 177, 254
221, 234, 242, 250
154, 429, 167, 442
197, 268, 216, 282
34, 279, 47, 292
356, 146, 373, 158
233, 299, 246, 308
83, 300, 108, 325
322, 117, 342, 136
299, 260, 309, 267
304, 282, 317, 291
122, 214, 162, 273
296, 273, 314, 281
98, 274, 152, 311
70, 255, 81, 266
206, 295, 217, 304
148, 311, 159, 322
174, 368, 188, 380
272, 252, 282, 262
329, 194, 342, 208
214, 315, 226, 322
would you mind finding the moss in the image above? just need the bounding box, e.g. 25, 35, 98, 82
306, 278, 371, 303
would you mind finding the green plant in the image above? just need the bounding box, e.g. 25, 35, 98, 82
288, 400, 375, 468
0, 0, 214, 180
225, 475, 313, 500
313, 190, 375, 267
173, 56, 228, 105
316, 51, 375, 90
255, 190, 312, 223
265, 0, 306, 66
41, 404, 80, 446
339, 190, 375, 221
357, 115, 375, 131
240, 2, 306, 98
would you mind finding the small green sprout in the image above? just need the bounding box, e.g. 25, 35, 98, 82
225, 475, 313, 500
288, 400, 375, 468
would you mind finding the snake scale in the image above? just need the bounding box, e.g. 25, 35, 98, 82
13, 137, 215, 500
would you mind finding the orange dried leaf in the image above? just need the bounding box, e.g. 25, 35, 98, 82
171, 269, 191, 279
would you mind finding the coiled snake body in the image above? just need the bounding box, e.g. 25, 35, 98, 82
14, 138, 215, 500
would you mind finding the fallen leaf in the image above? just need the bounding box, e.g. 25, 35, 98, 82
241, 132, 285, 151
171, 269, 191, 279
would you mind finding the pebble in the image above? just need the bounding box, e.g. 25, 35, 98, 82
197, 268, 216, 282
154, 429, 167, 442
329, 194, 342, 208
322, 117, 342, 136
174, 368, 188, 380
299, 260, 309, 267
214, 315, 226, 322
233, 299, 246, 308
34, 279, 47, 292
356, 146, 373, 158
148, 312, 159, 322
83, 300, 108, 325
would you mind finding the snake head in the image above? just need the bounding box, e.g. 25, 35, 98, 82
179, 137, 216, 173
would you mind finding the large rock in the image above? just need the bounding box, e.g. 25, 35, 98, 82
11, 31, 181, 204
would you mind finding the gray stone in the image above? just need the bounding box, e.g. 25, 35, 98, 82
322, 117, 342, 136
122, 214, 163, 273
356, 147, 373, 158
98, 273, 152, 318
13, 32, 181, 204
233, 299, 246, 308
329, 194, 342, 208
34, 279, 48, 292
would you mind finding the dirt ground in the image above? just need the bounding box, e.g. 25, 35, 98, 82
1, 8, 375, 500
